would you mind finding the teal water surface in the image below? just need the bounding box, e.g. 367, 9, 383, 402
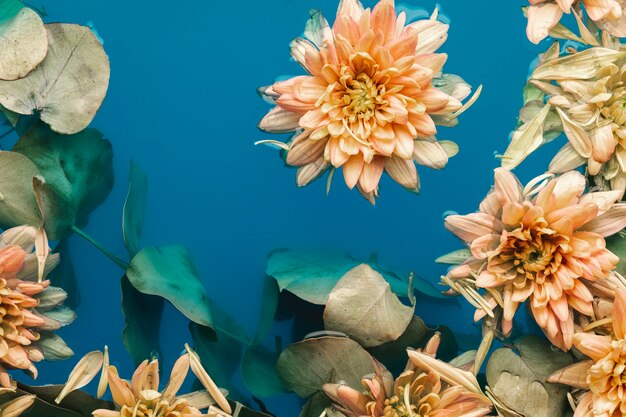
27, 1, 558, 414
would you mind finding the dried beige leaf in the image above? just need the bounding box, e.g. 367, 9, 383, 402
323, 264, 414, 347
0, 23, 110, 134
0, 7, 48, 81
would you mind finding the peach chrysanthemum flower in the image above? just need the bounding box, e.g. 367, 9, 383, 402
323, 336, 492, 417
0, 226, 74, 391
258, 0, 479, 202
504, 44, 626, 197
548, 289, 626, 417
526, 0, 625, 44
58, 345, 232, 417
443, 168, 626, 351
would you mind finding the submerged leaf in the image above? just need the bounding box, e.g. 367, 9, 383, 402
0, 23, 110, 134
266, 249, 410, 305
241, 344, 288, 398
323, 264, 414, 347
485, 335, 573, 417
122, 161, 148, 257
120, 275, 163, 366
126, 246, 214, 328
0, 5, 48, 81
276, 336, 377, 398
48, 240, 80, 308
13, 123, 114, 236
367, 315, 429, 372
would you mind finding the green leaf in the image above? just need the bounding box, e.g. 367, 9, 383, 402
241, 344, 288, 398
227, 401, 274, 417
276, 336, 376, 398
190, 322, 245, 400
123, 161, 148, 257
299, 392, 332, 417
126, 246, 214, 328
0, 5, 48, 80
266, 249, 409, 305
486, 335, 574, 417
367, 315, 429, 371
13, 123, 114, 237
0, 23, 110, 134
607, 233, 626, 276
0, 150, 41, 229
48, 240, 80, 308
323, 264, 414, 347
121, 275, 164, 366
253, 276, 279, 344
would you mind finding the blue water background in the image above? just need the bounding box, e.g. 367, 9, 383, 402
29, 0, 563, 414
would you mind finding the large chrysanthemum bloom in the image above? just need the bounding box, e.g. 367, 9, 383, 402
0, 226, 74, 391
323, 336, 492, 417
258, 0, 478, 202
443, 168, 626, 351
526, 0, 625, 44
503, 44, 626, 197
548, 289, 626, 417
58, 345, 232, 417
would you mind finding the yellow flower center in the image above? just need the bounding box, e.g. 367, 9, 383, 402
344, 72, 381, 121
494, 218, 564, 287
589, 339, 626, 416
601, 88, 626, 127
119, 393, 193, 417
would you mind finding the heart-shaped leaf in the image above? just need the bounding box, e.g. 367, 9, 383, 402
126, 246, 214, 328
0, 5, 48, 80
486, 335, 574, 417
121, 275, 164, 366
266, 250, 410, 305
241, 344, 288, 398
13, 123, 114, 237
0, 23, 110, 134
276, 336, 376, 398
122, 161, 147, 257
323, 264, 414, 347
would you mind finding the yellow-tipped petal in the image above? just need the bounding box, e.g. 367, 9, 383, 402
407, 349, 482, 393
97, 346, 109, 399
185, 344, 232, 414
55, 350, 104, 404
162, 353, 190, 401
0, 395, 35, 417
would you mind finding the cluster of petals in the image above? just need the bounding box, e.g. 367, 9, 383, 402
532, 47, 626, 197
58, 345, 232, 417
444, 168, 626, 350
0, 226, 73, 391
548, 289, 626, 416
258, 0, 475, 201
323, 335, 492, 417
526, 0, 626, 44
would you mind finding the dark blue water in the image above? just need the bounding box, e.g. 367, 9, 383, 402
30, 0, 560, 414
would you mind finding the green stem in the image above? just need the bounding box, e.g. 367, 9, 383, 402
72, 226, 129, 270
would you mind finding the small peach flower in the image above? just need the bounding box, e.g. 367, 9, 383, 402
323, 335, 492, 417
258, 0, 478, 201
443, 169, 626, 350
526, 0, 625, 44
549, 289, 626, 417
0, 226, 74, 390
